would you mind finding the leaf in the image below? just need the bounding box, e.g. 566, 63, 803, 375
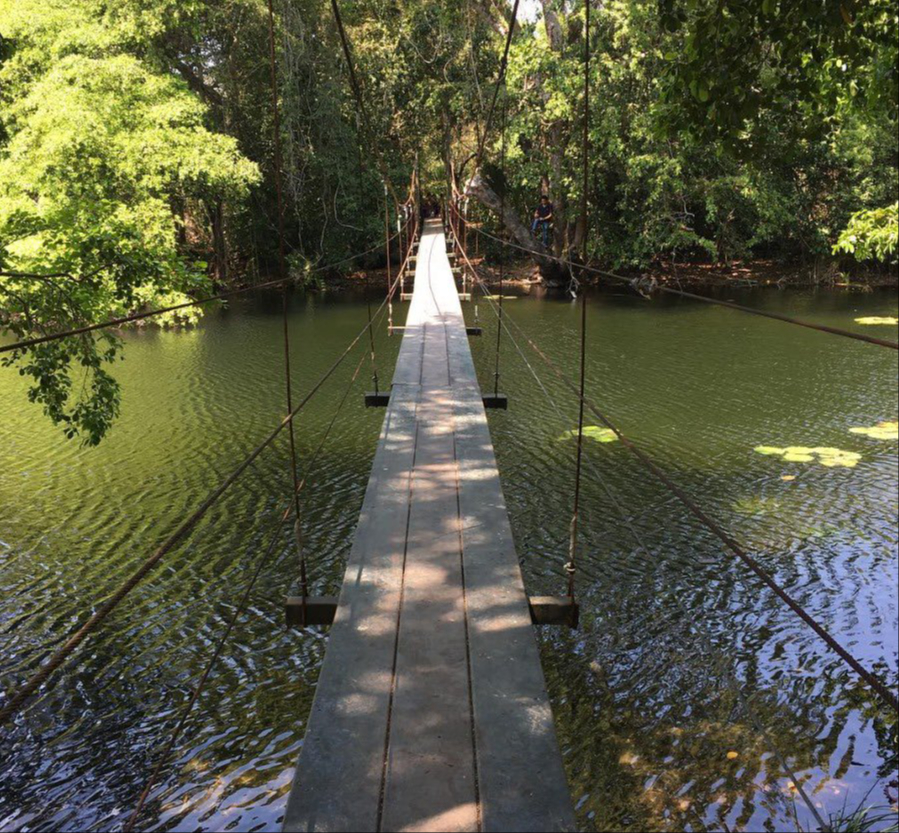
849, 421, 899, 440
559, 426, 618, 443
754, 445, 861, 468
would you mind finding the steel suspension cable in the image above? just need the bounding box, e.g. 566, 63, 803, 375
124, 345, 369, 832
466, 227, 899, 351
355, 127, 382, 394
567, 0, 592, 602
448, 221, 830, 827
448, 222, 898, 713
266, 0, 308, 615
384, 186, 394, 335
567, 289, 587, 602
365, 272, 381, 395
329, 0, 399, 205
475, 0, 521, 169
492, 92, 508, 397
0, 268, 404, 726
0, 232, 406, 356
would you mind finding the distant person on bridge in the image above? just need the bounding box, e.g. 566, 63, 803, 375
531, 195, 553, 247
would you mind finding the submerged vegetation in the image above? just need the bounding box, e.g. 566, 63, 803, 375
1, 0, 897, 442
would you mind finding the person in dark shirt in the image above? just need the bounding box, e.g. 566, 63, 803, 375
532, 195, 553, 246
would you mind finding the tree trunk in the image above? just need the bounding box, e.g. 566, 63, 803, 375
210, 200, 227, 287
465, 171, 569, 286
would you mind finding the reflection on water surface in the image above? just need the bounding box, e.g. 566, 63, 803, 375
1, 286, 897, 831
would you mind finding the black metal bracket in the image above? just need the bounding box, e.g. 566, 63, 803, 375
482, 393, 508, 409
364, 391, 391, 408
285, 596, 339, 627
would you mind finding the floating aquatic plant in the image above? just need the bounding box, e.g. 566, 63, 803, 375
733, 495, 781, 516
558, 426, 618, 443
754, 446, 862, 468
854, 316, 898, 326
849, 421, 898, 441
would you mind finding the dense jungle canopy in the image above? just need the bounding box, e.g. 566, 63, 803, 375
0, 0, 897, 444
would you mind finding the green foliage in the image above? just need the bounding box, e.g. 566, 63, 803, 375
655, 0, 898, 146
835, 203, 899, 262
0, 0, 258, 444
827, 804, 899, 833
1, 0, 897, 443
477, 0, 899, 269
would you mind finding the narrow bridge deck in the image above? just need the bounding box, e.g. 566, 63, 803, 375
283, 220, 574, 832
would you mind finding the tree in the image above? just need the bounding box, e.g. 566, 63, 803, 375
0, 0, 259, 444
835, 202, 899, 263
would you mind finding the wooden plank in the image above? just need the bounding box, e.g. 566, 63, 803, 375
380, 392, 478, 833
452, 391, 576, 832
282, 383, 419, 832
529, 596, 580, 627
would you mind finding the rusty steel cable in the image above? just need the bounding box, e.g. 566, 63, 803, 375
474, 0, 521, 169
492, 92, 507, 397
0, 265, 405, 727
466, 273, 830, 829
467, 227, 899, 351
0, 228, 408, 356
566, 0, 591, 602
355, 126, 382, 394
384, 186, 394, 333
448, 222, 833, 828
329, 0, 400, 205
124, 346, 369, 832
448, 222, 898, 713
267, 0, 308, 608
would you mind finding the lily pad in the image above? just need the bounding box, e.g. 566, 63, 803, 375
754, 445, 861, 469
854, 316, 898, 326
558, 426, 618, 443
849, 421, 898, 441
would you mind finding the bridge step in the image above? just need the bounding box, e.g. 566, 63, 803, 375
364, 391, 391, 408
482, 393, 508, 409
286, 595, 577, 628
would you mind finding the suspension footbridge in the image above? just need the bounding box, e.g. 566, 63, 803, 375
2, 0, 897, 828
281, 218, 574, 832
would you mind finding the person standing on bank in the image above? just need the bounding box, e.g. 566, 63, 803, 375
532, 195, 554, 247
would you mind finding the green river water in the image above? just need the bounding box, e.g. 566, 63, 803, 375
1, 285, 897, 832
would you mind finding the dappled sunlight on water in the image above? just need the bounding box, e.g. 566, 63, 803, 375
1, 286, 897, 831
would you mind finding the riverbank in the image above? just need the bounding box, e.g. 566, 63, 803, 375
333, 257, 897, 294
